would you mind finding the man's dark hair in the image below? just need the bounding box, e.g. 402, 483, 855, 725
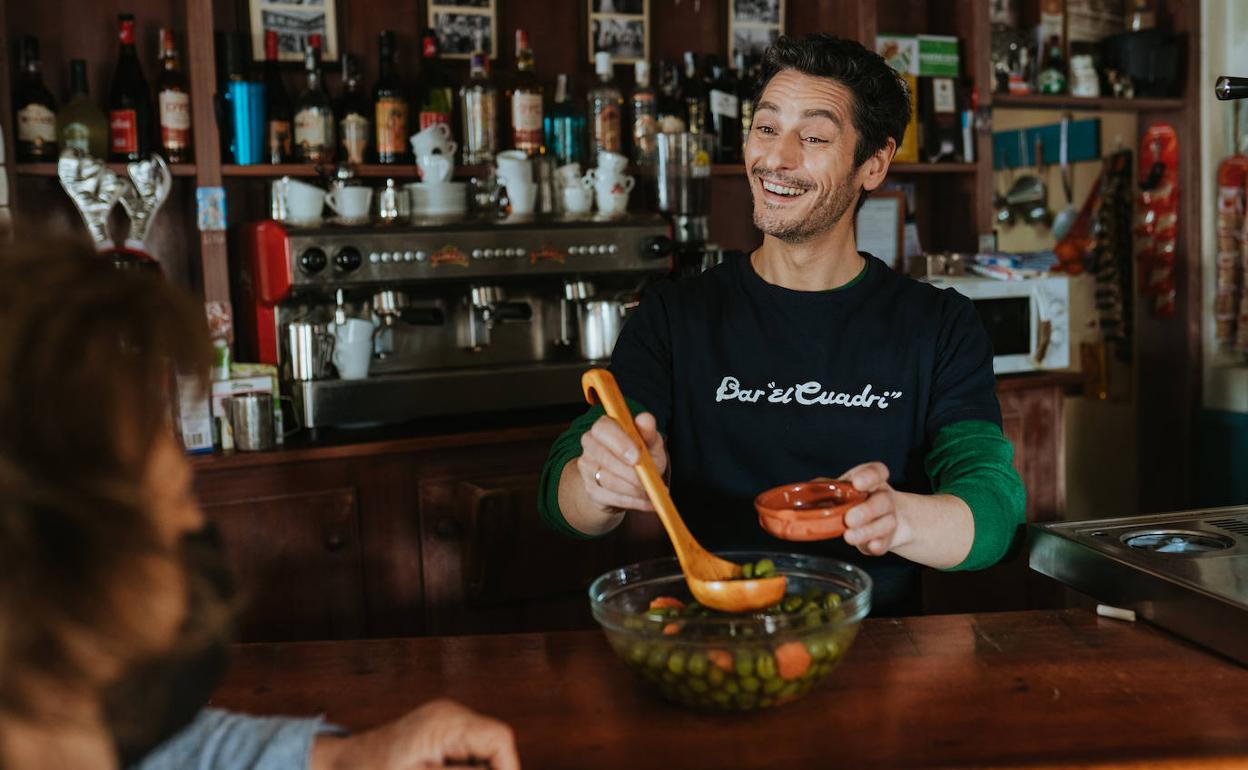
753, 33, 911, 169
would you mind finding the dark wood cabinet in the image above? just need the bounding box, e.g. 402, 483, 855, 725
205, 488, 367, 642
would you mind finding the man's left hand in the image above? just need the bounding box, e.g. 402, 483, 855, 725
838, 462, 910, 556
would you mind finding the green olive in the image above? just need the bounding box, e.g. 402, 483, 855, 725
667, 650, 687, 675
739, 675, 761, 693
755, 651, 777, 680
646, 647, 668, 670
782, 595, 804, 613
753, 558, 776, 577
688, 678, 710, 694
763, 677, 785, 695
734, 650, 754, 678
707, 666, 726, 688
687, 652, 708, 677
741, 562, 754, 579
722, 679, 740, 695
627, 642, 648, 664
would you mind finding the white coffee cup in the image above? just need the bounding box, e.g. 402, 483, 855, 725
596, 187, 630, 217
276, 177, 326, 225
597, 150, 629, 175
562, 184, 593, 214
331, 318, 374, 380
556, 162, 583, 184
410, 123, 457, 160
324, 186, 373, 223
506, 180, 538, 215
418, 153, 453, 183
594, 173, 635, 196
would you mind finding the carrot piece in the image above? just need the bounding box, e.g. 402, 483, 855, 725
662, 622, 681, 636
707, 649, 733, 672
775, 641, 812, 681
648, 596, 685, 611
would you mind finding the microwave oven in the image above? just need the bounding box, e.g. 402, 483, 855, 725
924, 274, 1091, 374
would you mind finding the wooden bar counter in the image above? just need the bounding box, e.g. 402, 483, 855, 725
210, 609, 1248, 769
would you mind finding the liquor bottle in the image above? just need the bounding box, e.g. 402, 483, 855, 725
707, 55, 740, 163
14, 36, 57, 161
1037, 36, 1067, 95
631, 60, 657, 165
544, 73, 584, 167
262, 30, 292, 163
294, 35, 334, 163
58, 59, 107, 157
735, 51, 756, 157
156, 28, 193, 163
417, 30, 454, 131
338, 53, 371, 164
656, 61, 686, 134
587, 51, 622, 155
509, 29, 543, 155
459, 35, 498, 164
374, 30, 409, 164
109, 14, 154, 162
681, 51, 708, 135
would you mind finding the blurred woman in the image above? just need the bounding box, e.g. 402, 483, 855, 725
0, 239, 519, 770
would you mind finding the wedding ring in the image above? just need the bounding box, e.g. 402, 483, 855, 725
594, 469, 603, 486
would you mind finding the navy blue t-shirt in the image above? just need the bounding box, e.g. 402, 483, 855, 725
608, 251, 1002, 601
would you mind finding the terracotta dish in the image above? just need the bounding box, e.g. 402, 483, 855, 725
755, 480, 868, 542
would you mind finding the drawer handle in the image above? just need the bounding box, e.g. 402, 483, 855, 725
325, 532, 347, 552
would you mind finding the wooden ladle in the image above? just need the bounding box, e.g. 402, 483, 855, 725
582, 368, 787, 613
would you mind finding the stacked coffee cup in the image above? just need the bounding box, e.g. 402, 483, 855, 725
584, 151, 634, 217
496, 150, 537, 216
556, 162, 593, 215
408, 124, 467, 218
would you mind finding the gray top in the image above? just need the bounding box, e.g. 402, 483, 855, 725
133, 709, 344, 770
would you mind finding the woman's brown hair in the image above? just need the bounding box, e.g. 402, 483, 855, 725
0, 237, 213, 724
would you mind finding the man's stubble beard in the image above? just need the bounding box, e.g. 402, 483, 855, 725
752, 167, 860, 243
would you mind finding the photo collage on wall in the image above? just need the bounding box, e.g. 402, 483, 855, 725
429, 0, 498, 59
729, 0, 784, 62
250, 0, 340, 63
587, 0, 650, 64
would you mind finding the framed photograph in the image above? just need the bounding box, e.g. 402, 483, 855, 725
587, 0, 649, 64
250, 0, 339, 63
855, 189, 906, 270
729, 0, 784, 63
429, 0, 496, 59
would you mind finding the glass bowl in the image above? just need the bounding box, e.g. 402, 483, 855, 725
589, 551, 872, 712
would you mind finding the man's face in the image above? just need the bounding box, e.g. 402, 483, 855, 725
744, 70, 864, 243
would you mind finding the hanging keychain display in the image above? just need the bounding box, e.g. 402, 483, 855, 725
1135, 124, 1179, 319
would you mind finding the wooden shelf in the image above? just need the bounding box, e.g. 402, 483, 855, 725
707, 162, 977, 178
222, 163, 493, 180
15, 162, 198, 177
890, 162, 979, 174
991, 93, 1185, 111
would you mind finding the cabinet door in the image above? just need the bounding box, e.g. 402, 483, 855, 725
420, 473, 626, 635
204, 488, 367, 642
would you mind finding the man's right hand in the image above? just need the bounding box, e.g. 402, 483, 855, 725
310, 699, 519, 770
576, 412, 667, 514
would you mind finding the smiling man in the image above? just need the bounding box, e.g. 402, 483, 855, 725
538, 34, 1026, 615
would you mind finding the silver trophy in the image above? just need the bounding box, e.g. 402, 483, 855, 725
120, 155, 172, 249
57, 150, 128, 249
57, 149, 171, 260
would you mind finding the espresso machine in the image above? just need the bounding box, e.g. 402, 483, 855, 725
239, 215, 672, 429
655, 133, 720, 276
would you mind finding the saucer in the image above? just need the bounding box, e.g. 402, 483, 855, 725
332, 216, 371, 227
